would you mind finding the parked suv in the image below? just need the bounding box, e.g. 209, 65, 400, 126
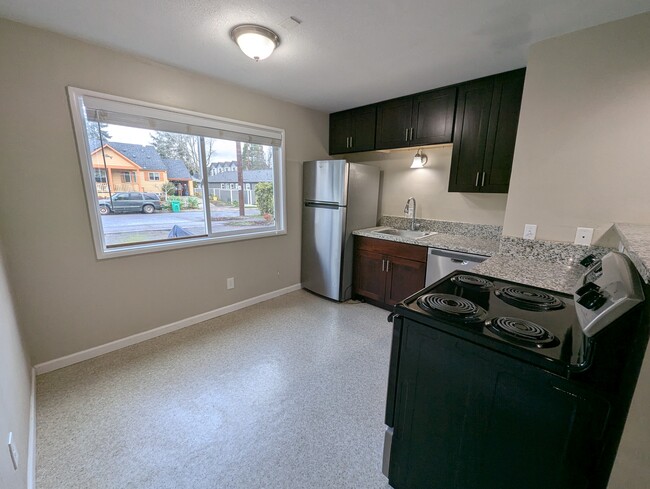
98, 192, 162, 215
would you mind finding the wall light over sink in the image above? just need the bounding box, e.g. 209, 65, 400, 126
410, 148, 428, 168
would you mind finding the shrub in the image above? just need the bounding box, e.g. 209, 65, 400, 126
161, 181, 177, 197
187, 196, 200, 209
255, 182, 274, 215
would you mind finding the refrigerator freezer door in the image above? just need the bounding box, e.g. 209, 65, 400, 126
303, 160, 348, 205
301, 202, 347, 300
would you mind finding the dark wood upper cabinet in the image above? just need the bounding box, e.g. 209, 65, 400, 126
329, 105, 376, 154
375, 87, 456, 150
449, 68, 525, 193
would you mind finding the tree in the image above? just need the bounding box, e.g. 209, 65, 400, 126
87, 121, 111, 141
152, 132, 199, 175
241, 143, 270, 170
255, 182, 274, 215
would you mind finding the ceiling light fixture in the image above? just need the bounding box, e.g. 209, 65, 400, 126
230, 24, 280, 61
410, 149, 428, 169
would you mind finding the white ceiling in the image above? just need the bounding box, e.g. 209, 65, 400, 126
0, 0, 648, 113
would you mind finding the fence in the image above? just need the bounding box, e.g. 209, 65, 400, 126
209, 188, 256, 205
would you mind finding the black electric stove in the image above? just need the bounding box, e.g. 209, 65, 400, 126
383, 252, 648, 489
398, 271, 586, 376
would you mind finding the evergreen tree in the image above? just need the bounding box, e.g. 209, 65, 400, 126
241, 143, 269, 170
87, 121, 111, 141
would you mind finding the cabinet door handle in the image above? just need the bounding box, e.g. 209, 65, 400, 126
410, 127, 414, 140
350, 136, 353, 148
475, 172, 480, 187
481, 172, 486, 187
381, 259, 385, 272
405, 128, 409, 142
386, 260, 391, 272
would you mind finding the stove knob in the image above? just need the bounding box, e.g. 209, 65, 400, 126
577, 290, 606, 310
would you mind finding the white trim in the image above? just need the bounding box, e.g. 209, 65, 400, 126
34, 284, 302, 375
27, 368, 36, 489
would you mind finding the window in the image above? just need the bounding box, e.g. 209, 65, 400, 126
68, 87, 286, 259
121, 171, 136, 183
94, 168, 107, 183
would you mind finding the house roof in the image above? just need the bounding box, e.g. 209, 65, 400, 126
89, 140, 168, 171
207, 170, 273, 184
162, 159, 192, 180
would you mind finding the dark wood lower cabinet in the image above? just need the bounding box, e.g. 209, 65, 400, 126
353, 236, 426, 309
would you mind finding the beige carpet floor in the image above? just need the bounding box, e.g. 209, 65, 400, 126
36, 290, 393, 488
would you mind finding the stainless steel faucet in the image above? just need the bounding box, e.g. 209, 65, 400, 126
404, 197, 419, 231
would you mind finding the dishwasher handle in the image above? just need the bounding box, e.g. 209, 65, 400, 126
450, 258, 469, 265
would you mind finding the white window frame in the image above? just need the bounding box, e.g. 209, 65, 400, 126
149, 172, 160, 181
68, 86, 286, 260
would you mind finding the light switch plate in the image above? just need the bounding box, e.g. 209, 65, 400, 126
523, 224, 537, 240
575, 227, 594, 246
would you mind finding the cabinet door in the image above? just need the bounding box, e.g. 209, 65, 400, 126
352, 249, 386, 302
481, 69, 525, 193
448, 77, 495, 192
375, 97, 413, 150
384, 256, 426, 306
411, 87, 457, 146
350, 105, 376, 152
329, 110, 352, 155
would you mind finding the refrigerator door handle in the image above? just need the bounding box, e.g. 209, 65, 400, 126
304, 201, 341, 209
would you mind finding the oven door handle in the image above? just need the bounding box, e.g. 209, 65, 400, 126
387, 312, 400, 323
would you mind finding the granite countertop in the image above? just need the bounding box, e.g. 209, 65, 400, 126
615, 223, 650, 283
473, 255, 585, 294
353, 227, 499, 257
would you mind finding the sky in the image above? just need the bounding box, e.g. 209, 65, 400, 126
107, 124, 238, 162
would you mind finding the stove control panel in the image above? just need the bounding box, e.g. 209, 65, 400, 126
575, 252, 645, 337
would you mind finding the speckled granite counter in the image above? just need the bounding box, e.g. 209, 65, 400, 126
615, 223, 650, 283
473, 255, 585, 294
353, 227, 499, 257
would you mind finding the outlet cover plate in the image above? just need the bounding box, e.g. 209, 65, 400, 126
227, 277, 235, 289
575, 227, 594, 246
523, 224, 537, 240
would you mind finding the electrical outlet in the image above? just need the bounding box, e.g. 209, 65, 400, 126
575, 227, 594, 246
8, 432, 18, 470
523, 224, 537, 240
227, 277, 235, 290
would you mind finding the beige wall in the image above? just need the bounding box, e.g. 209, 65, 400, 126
350, 147, 508, 225
0, 18, 329, 364
0, 243, 32, 489
503, 12, 650, 244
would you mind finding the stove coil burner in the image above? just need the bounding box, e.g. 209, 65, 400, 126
417, 293, 487, 323
495, 286, 564, 311
487, 317, 559, 348
450, 274, 494, 289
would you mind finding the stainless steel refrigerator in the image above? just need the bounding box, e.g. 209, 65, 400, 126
301, 160, 380, 301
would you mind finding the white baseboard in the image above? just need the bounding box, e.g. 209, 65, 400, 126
27, 367, 36, 489
34, 284, 302, 375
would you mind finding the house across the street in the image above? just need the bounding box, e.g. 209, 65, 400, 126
207, 168, 272, 205
89, 140, 194, 197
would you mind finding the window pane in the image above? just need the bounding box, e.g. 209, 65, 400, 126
87, 122, 207, 247
205, 140, 276, 234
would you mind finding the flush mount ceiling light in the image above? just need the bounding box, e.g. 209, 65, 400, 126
230, 24, 280, 61
411, 149, 428, 169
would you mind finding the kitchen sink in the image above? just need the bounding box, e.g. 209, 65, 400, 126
374, 228, 437, 239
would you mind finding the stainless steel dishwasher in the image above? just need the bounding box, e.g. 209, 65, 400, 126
425, 248, 488, 286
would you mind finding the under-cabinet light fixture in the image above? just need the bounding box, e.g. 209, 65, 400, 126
230, 24, 280, 61
410, 149, 428, 168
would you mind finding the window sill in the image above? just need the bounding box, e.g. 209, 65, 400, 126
95, 228, 287, 260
